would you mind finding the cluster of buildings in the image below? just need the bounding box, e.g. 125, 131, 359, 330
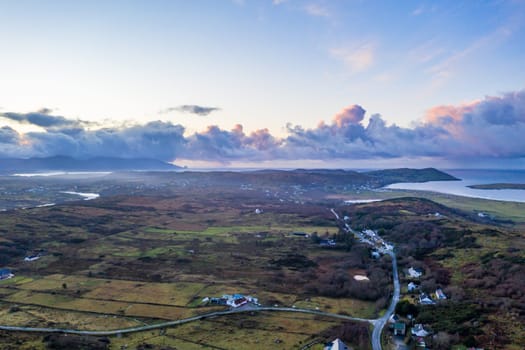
390, 315, 432, 348
204, 293, 259, 308
417, 288, 447, 305
388, 267, 451, 347
355, 229, 393, 252
407, 266, 448, 305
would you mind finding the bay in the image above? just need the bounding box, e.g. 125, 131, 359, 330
385, 169, 525, 203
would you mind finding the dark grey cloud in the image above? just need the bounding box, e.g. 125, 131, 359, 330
0, 108, 92, 130
182, 124, 281, 161
0, 89, 524, 163
25, 121, 187, 160
161, 105, 220, 116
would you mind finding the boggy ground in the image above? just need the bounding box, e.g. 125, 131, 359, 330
0, 188, 385, 349
2, 182, 522, 349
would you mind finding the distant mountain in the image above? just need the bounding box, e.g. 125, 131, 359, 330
0, 156, 181, 174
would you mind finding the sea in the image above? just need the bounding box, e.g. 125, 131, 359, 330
386, 169, 525, 203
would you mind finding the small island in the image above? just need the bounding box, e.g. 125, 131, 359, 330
468, 183, 525, 190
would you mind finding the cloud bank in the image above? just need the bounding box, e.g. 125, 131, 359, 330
1, 90, 524, 165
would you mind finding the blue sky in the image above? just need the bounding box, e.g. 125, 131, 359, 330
0, 0, 524, 168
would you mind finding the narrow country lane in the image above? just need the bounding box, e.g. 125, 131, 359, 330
331, 208, 401, 350
371, 251, 400, 350
0, 306, 372, 336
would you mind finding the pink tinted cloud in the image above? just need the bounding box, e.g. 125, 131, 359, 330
333, 104, 366, 128
423, 102, 475, 137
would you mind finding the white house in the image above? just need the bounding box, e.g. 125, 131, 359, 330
222, 294, 259, 308
419, 293, 435, 305
24, 255, 40, 262
411, 324, 430, 337
408, 267, 423, 278
435, 288, 447, 300
325, 338, 350, 350
408, 282, 419, 292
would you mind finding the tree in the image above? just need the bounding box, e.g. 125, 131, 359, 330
395, 300, 419, 317
433, 332, 452, 350
310, 232, 320, 244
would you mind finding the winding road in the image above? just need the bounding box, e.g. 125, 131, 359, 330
0, 306, 371, 336
332, 208, 401, 350
371, 251, 400, 350
0, 209, 400, 350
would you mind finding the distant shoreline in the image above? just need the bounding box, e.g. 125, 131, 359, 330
467, 183, 525, 190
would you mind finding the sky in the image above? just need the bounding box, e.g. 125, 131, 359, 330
0, 0, 524, 168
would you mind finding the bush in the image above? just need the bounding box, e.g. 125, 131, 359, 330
395, 300, 419, 317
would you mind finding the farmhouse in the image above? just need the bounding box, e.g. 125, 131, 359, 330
222, 294, 259, 308
0, 268, 14, 280
231, 297, 248, 308
324, 338, 350, 350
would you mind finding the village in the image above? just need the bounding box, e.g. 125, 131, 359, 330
338, 212, 470, 350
